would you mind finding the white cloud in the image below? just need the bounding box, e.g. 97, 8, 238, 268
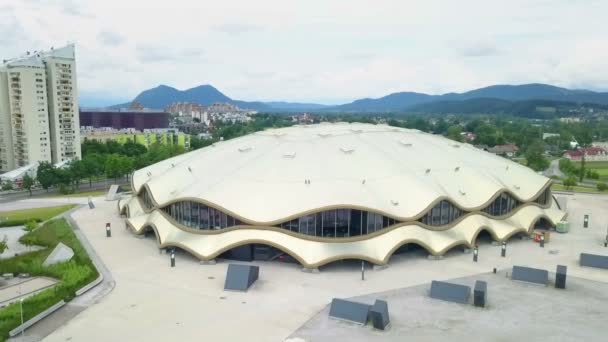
2, 0, 607, 104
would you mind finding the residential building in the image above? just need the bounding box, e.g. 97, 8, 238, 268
0, 44, 81, 172
563, 147, 608, 161
487, 144, 519, 157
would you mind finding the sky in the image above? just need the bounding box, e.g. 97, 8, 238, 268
2, 0, 608, 106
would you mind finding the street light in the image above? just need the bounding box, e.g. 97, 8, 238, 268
19, 284, 24, 339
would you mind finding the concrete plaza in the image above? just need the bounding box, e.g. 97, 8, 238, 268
5, 192, 606, 341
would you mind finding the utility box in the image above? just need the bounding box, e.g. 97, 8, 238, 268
555, 265, 567, 289
556, 221, 569, 233
473, 280, 487, 308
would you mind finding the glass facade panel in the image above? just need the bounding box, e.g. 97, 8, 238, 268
482, 192, 520, 216
160, 192, 536, 237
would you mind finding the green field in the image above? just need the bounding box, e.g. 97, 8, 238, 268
0, 218, 98, 340
0, 204, 76, 227
551, 183, 606, 194
573, 161, 608, 180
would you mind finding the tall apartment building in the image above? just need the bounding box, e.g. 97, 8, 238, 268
0, 44, 80, 172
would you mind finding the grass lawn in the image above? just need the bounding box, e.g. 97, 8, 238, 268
551, 183, 607, 194
0, 218, 98, 340
0, 204, 76, 227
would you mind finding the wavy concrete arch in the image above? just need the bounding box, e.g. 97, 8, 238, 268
471, 227, 499, 245
124, 202, 565, 268
132, 177, 553, 226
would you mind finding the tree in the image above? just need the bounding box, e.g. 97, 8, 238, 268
68, 159, 87, 190
563, 176, 577, 190
37, 161, 58, 191
446, 125, 464, 142
105, 154, 134, 181
0, 235, 7, 255
1, 180, 13, 191
524, 139, 550, 171
82, 153, 105, 187
597, 182, 608, 192
579, 153, 586, 182
22, 174, 35, 196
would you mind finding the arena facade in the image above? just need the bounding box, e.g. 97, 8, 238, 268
119, 123, 565, 268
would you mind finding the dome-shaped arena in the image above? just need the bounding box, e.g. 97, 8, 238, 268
119, 122, 565, 268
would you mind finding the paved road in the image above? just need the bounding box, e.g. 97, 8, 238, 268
0, 179, 128, 205
543, 159, 565, 178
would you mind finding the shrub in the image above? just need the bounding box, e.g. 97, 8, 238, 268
597, 182, 608, 191
563, 176, 577, 189
0, 218, 42, 228
24, 220, 39, 232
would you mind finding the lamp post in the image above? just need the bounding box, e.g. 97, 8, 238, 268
106, 223, 111, 238
540, 233, 545, 248
171, 249, 175, 267
361, 261, 365, 281
584, 214, 589, 228
473, 245, 478, 262
501, 241, 507, 257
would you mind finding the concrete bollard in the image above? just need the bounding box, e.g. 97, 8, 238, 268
584, 214, 589, 228
473, 246, 478, 262
170, 251, 175, 267
501, 241, 506, 257
105, 223, 111, 238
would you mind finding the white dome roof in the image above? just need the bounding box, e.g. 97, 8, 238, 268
132, 122, 550, 224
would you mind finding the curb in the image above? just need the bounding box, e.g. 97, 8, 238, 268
9, 300, 66, 337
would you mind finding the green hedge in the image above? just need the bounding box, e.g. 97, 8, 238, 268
0, 218, 98, 341
0, 218, 42, 228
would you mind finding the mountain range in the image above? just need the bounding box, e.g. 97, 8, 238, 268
108, 83, 608, 113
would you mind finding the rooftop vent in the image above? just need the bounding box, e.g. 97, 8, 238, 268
391, 200, 399, 206
513, 185, 520, 190
362, 179, 366, 185
454, 166, 460, 172
452, 144, 461, 148
350, 129, 363, 133
238, 146, 252, 153
505, 166, 509, 171
459, 190, 466, 196
283, 152, 296, 158
273, 132, 285, 137
399, 141, 413, 147
188, 167, 192, 173
340, 147, 355, 154
317, 133, 332, 138
425, 169, 431, 175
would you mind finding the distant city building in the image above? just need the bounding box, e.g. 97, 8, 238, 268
460, 132, 477, 142
487, 144, 519, 157
81, 127, 190, 150
563, 147, 608, 161
291, 113, 315, 124
542, 133, 560, 140
80, 109, 170, 131
166, 102, 205, 117
0, 44, 81, 172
